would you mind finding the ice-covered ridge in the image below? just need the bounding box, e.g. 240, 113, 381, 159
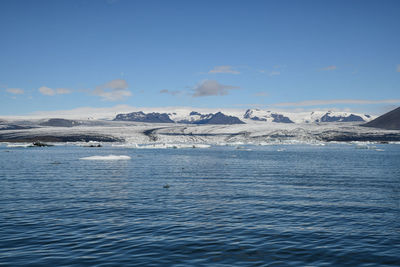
1, 106, 375, 126
112, 109, 373, 125
114, 111, 244, 125
80, 155, 131, 160
243, 109, 373, 124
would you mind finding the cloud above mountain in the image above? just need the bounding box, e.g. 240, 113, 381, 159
93, 79, 131, 101
192, 80, 240, 97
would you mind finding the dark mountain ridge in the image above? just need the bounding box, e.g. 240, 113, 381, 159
318, 112, 365, 123
362, 107, 400, 130
114, 111, 245, 124
114, 111, 174, 123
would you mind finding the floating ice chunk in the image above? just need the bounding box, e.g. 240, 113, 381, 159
6, 143, 34, 148
112, 143, 139, 148
80, 155, 131, 160
73, 141, 102, 147
82, 141, 102, 147
136, 143, 210, 149
193, 144, 211, 148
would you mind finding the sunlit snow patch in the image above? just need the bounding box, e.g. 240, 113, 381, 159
80, 155, 131, 160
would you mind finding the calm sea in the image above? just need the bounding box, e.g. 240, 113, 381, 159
1, 144, 399, 266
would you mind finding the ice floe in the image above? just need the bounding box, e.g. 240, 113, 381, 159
112, 143, 211, 149
6, 143, 34, 148
79, 155, 131, 160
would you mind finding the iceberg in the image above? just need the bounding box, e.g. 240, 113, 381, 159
79, 155, 131, 160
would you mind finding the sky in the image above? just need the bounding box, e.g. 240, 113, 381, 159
0, 0, 399, 116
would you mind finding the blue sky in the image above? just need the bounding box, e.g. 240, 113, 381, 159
1, 0, 399, 116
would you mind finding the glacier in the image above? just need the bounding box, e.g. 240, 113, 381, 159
1, 108, 399, 146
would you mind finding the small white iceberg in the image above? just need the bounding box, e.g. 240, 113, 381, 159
79, 155, 131, 160
6, 143, 33, 148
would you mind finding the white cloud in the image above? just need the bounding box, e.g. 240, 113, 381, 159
320, 65, 337, 71
39, 86, 56, 95
274, 99, 400, 107
397, 64, 400, 72
93, 79, 132, 101
192, 80, 239, 97
209, 65, 240, 74
6, 88, 24, 95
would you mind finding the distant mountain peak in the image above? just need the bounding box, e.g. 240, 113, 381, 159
244, 109, 293, 123
114, 111, 174, 123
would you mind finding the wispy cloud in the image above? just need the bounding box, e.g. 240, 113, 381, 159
397, 64, 400, 72
209, 65, 240, 74
269, 71, 280, 76
39, 86, 55, 95
93, 79, 131, 101
320, 65, 337, 71
56, 88, 72, 94
6, 88, 24, 95
192, 80, 239, 97
274, 99, 400, 107
38, 86, 72, 96
160, 89, 181, 96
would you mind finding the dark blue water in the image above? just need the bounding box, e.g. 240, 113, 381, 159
1, 144, 399, 266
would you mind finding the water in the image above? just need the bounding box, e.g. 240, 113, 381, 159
0, 144, 399, 266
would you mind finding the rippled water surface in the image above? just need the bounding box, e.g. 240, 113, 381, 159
1, 144, 399, 266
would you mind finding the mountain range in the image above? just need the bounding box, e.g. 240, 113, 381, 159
112, 109, 373, 125
1, 107, 399, 143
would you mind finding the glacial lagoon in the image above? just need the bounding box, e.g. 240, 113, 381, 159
1, 143, 399, 266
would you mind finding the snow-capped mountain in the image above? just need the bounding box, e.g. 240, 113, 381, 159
114, 111, 245, 124
114, 111, 174, 123
243, 109, 294, 123
113, 109, 373, 125
243, 109, 373, 124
